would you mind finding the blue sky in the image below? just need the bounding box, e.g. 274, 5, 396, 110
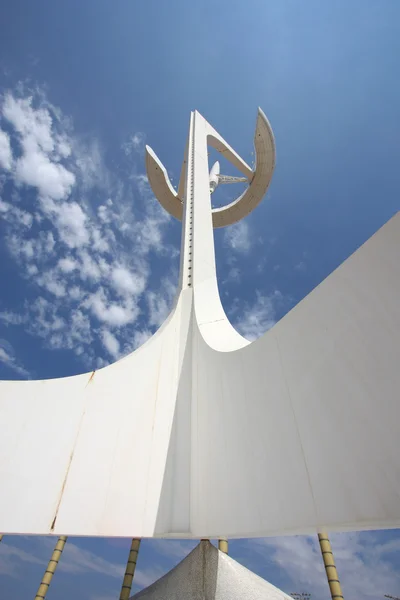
0, 0, 400, 598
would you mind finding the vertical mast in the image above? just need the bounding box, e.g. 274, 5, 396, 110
180, 111, 218, 292
178, 112, 194, 291
188, 112, 249, 350
190, 111, 218, 289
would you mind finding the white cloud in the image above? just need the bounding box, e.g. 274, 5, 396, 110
3, 94, 54, 151
0, 536, 124, 581
122, 131, 146, 156
35, 269, 66, 297
0, 311, 27, 326
20, 239, 34, 258
135, 218, 163, 252
69, 310, 90, 337
54, 201, 89, 247
88, 291, 139, 327
93, 302, 137, 327
132, 132, 145, 152
16, 209, 32, 227
27, 298, 93, 354
69, 286, 83, 301
233, 290, 283, 340
129, 174, 172, 255
0, 198, 10, 212
0, 540, 44, 577
227, 266, 241, 282
2, 93, 76, 200
111, 266, 147, 297
29, 297, 66, 332
248, 531, 400, 600
146, 276, 176, 328
27, 264, 38, 275
0, 339, 30, 378
78, 250, 102, 281
132, 328, 153, 349
57, 138, 71, 158
5, 229, 58, 270
152, 539, 197, 561
92, 228, 109, 253
133, 565, 173, 590
101, 329, 120, 358
58, 257, 77, 273
0, 129, 12, 170
97, 204, 110, 223
0, 347, 13, 362
43, 231, 55, 253
224, 220, 251, 253
75, 138, 108, 190
15, 141, 75, 200
59, 541, 124, 577
0, 199, 33, 228
45, 280, 66, 297
0, 86, 178, 370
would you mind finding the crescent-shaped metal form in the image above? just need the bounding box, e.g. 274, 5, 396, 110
145, 108, 275, 228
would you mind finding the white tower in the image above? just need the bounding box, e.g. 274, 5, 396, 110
0, 110, 400, 544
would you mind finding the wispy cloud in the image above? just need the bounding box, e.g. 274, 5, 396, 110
0, 536, 124, 581
101, 329, 120, 358
0, 338, 30, 378
0, 539, 44, 577
232, 290, 285, 340
224, 220, 251, 253
58, 541, 124, 577
294, 261, 306, 271
122, 132, 146, 157
0, 84, 179, 370
146, 274, 177, 328
246, 531, 400, 600
151, 539, 197, 561
0, 129, 12, 170
132, 564, 172, 590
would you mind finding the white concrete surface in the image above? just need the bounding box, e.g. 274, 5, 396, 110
0, 110, 399, 539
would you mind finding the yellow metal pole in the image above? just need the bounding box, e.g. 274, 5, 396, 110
0, 534, 3, 542
34, 535, 67, 600
318, 533, 344, 600
218, 538, 228, 554
119, 538, 141, 600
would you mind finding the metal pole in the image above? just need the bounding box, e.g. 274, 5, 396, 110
318, 533, 344, 600
34, 535, 67, 600
119, 538, 141, 600
0, 534, 3, 542
218, 538, 228, 554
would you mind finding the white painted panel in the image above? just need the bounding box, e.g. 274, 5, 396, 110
191, 212, 400, 537
53, 295, 192, 537
0, 374, 87, 534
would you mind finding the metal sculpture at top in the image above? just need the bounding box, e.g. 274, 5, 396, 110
0, 110, 399, 541
145, 108, 274, 228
